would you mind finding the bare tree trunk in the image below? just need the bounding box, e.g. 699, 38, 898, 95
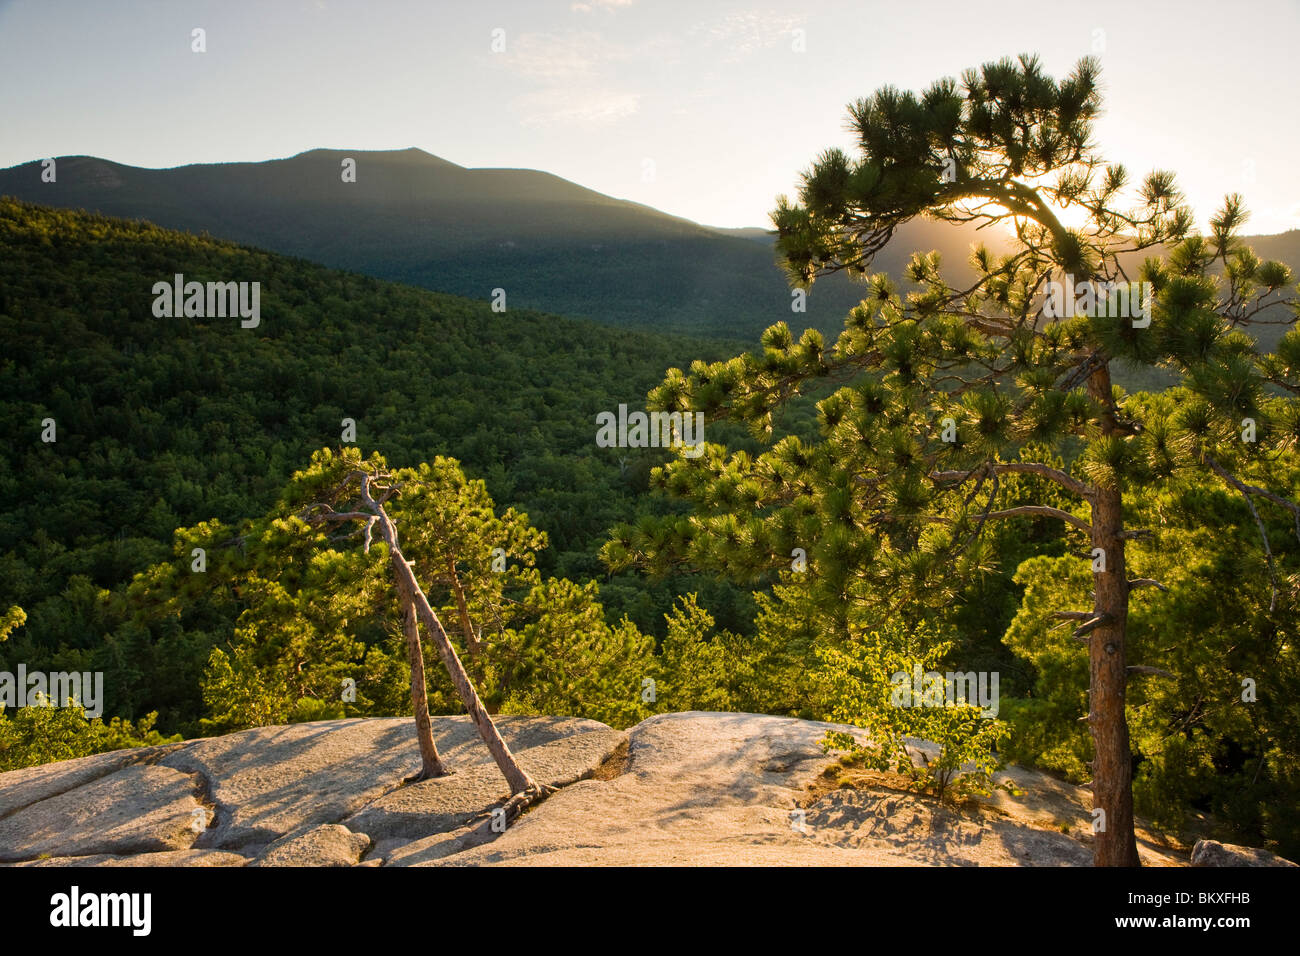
361, 481, 538, 796
395, 576, 449, 780
447, 557, 485, 673
395, 549, 537, 794
1088, 367, 1141, 867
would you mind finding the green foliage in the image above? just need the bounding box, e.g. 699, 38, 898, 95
497, 578, 654, 728
0, 699, 179, 772
1002, 447, 1300, 856
817, 621, 1008, 802
656, 595, 735, 712
654, 593, 782, 713
607, 54, 1300, 856
0, 198, 747, 736
652, 578, 1011, 805
135, 448, 654, 732
647, 572, 846, 719
0, 606, 24, 642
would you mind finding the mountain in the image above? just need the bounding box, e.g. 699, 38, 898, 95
0, 148, 986, 340
2, 147, 1293, 354
709, 226, 775, 242
1236, 230, 1300, 271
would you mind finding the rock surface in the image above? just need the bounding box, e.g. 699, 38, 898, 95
416, 712, 1184, 867
346, 726, 622, 844
0, 764, 206, 862
14, 849, 249, 867
1, 712, 1290, 867
0, 746, 167, 818
0, 714, 620, 866
251, 824, 371, 867
1191, 839, 1298, 867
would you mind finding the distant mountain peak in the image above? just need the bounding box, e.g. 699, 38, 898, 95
285, 146, 465, 168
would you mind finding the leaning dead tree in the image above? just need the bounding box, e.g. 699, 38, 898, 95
305, 470, 548, 814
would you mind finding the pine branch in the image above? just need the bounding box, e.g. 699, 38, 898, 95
1128, 578, 1168, 592
1127, 665, 1175, 678
978, 504, 1092, 533
932, 461, 1095, 500
1203, 456, 1300, 613
1070, 613, 1113, 640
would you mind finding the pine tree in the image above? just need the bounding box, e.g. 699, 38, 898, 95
609, 55, 1300, 866
133, 447, 652, 811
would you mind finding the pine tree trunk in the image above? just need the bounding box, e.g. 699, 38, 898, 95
395, 577, 449, 779
364, 486, 538, 796
1088, 367, 1141, 867
396, 548, 537, 794
447, 557, 485, 675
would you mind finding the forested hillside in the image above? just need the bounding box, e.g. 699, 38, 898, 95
0, 198, 776, 735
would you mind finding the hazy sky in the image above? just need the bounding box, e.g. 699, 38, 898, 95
2, 0, 1297, 233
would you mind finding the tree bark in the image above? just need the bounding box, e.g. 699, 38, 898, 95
395, 574, 449, 779
447, 557, 485, 670
362, 481, 538, 796
396, 549, 538, 794
1087, 367, 1141, 867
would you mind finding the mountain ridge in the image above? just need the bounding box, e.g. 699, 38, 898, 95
0, 148, 956, 338
4, 148, 1297, 342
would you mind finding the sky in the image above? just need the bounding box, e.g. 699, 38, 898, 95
1, 0, 1297, 233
